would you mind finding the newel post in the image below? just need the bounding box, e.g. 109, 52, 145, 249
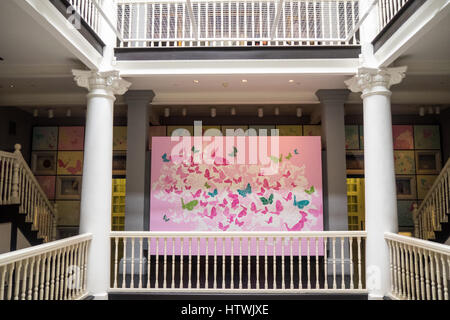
11, 144, 22, 203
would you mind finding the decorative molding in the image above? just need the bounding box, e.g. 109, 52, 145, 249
72, 70, 131, 96
345, 66, 408, 97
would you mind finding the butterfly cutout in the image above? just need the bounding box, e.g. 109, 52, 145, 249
260, 194, 274, 206
200, 201, 208, 207
228, 146, 238, 157
270, 155, 283, 163
67, 160, 82, 175
181, 198, 198, 211
237, 183, 252, 197
271, 200, 283, 215
218, 199, 228, 208
250, 202, 261, 213
293, 195, 310, 209
283, 192, 293, 202
185, 186, 192, 190
231, 199, 239, 209
257, 188, 266, 196
218, 222, 230, 231
163, 215, 170, 222
285, 153, 293, 160
206, 207, 217, 219
233, 177, 242, 184
191, 189, 202, 198
284, 211, 308, 231
266, 217, 273, 224
238, 207, 247, 218
261, 207, 268, 215
305, 186, 315, 195
176, 167, 188, 179
204, 169, 213, 180
294, 149, 299, 155
282, 171, 291, 178
58, 159, 69, 168
191, 146, 200, 154
162, 153, 171, 162
204, 182, 211, 189
235, 219, 244, 227
208, 189, 218, 197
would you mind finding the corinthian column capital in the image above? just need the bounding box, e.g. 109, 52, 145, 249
72, 69, 131, 96
345, 66, 407, 98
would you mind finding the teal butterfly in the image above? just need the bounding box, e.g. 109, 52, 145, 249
191, 146, 200, 154
293, 195, 310, 209
294, 149, 299, 155
228, 146, 238, 157
162, 153, 171, 162
237, 183, 252, 197
181, 198, 198, 211
163, 214, 170, 222
208, 189, 218, 197
305, 186, 315, 195
260, 194, 274, 205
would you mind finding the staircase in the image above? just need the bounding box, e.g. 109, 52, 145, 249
414, 157, 450, 243
0, 144, 57, 249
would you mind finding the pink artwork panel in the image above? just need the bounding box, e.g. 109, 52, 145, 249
58, 127, 85, 151
150, 136, 324, 255
36, 176, 56, 200
392, 125, 414, 150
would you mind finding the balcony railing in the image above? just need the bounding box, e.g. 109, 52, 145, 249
377, 0, 411, 33
414, 158, 450, 241
385, 232, 450, 300
110, 231, 367, 293
117, 0, 360, 48
0, 234, 92, 300
67, 0, 103, 35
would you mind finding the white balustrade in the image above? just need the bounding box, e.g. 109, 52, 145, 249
117, 0, 360, 48
385, 232, 450, 300
0, 234, 92, 300
414, 158, 450, 241
110, 231, 366, 293
1, 145, 57, 243
377, 0, 410, 33
67, 0, 102, 34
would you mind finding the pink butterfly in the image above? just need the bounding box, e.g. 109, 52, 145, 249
257, 188, 265, 196
183, 178, 188, 184
209, 200, 218, 206
271, 200, 283, 215
235, 219, 244, 227
282, 171, 291, 178
284, 212, 308, 231
238, 207, 247, 218
207, 207, 217, 219
187, 168, 195, 173
231, 199, 239, 209
185, 186, 192, 190
218, 199, 228, 208
174, 189, 183, 195
308, 209, 321, 217
228, 193, 239, 200
224, 179, 232, 184
204, 169, 212, 180
165, 186, 174, 194
272, 182, 281, 190
67, 160, 82, 175
251, 202, 261, 213
261, 207, 268, 215
213, 167, 219, 173
233, 177, 242, 184
283, 192, 293, 202
200, 201, 208, 207
191, 189, 202, 198
266, 217, 273, 224
291, 183, 297, 188
214, 157, 229, 166
263, 179, 270, 189
218, 222, 230, 231
163, 175, 173, 184
198, 209, 208, 217
222, 207, 230, 217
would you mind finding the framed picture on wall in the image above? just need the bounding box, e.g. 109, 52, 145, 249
55, 200, 80, 226
396, 175, 417, 200
36, 176, 56, 200
112, 151, 127, 176
415, 151, 442, 174
417, 175, 438, 200
346, 151, 364, 175
414, 125, 441, 150
394, 150, 416, 175
276, 125, 302, 136
56, 176, 82, 200
32, 152, 57, 175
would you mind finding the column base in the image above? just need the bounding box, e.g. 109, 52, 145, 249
91, 292, 109, 300
368, 293, 384, 300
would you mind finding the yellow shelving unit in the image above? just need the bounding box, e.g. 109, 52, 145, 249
347, 178, 365, 231
112, 179, 126, 231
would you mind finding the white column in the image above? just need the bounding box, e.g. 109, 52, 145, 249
345, 66, 407, 299
73, 70, 131, 299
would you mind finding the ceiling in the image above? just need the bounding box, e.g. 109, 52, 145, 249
0, 0, 449, 120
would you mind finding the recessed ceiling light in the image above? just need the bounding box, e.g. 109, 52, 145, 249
193, 80, 199, 84
288, 80, 295, 83
242, 79, 248, 83
10, 84, 14, 88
